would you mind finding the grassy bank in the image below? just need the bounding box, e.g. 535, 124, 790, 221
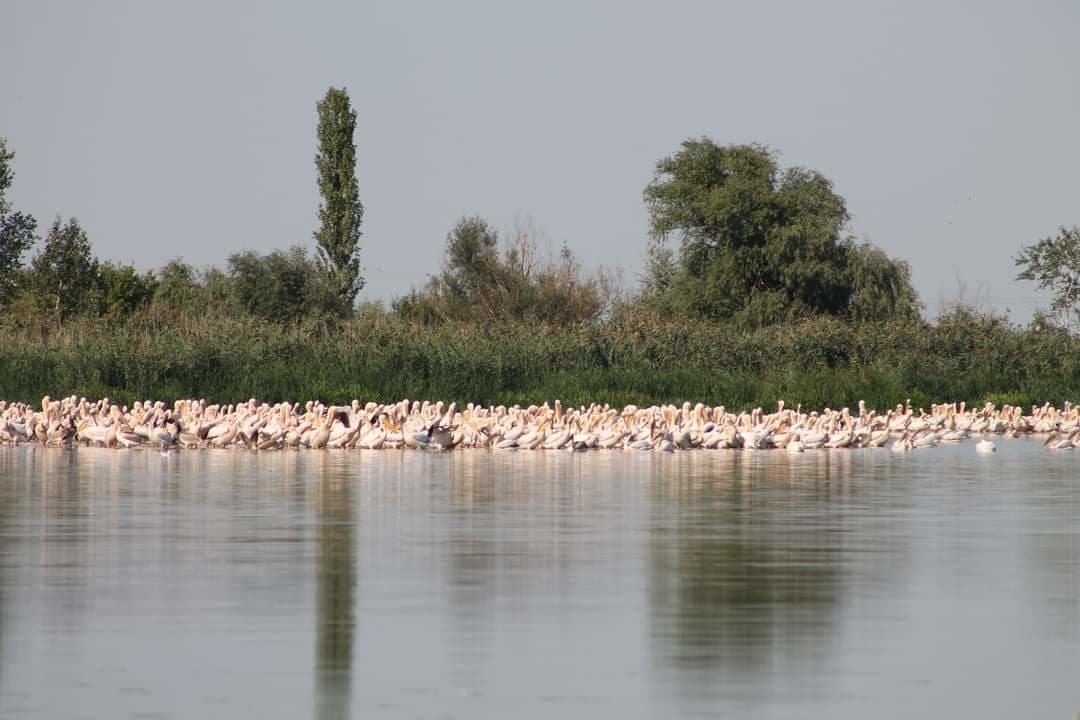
0, 311, 1077, 410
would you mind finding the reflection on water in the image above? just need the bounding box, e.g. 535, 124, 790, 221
1019, 470, 1080, 642
650, 453, 846, 669
0, 442, 1078, 719
443, 451, 594, 679
644, 451, 914, 712
314, 456, 354, 720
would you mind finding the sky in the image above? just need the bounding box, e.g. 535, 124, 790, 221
2, 0, 1078, 320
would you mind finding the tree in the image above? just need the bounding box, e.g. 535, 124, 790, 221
1015, 226, 1080, 333
643, 138, 917, 325
0, 139, 38, 306
147, 260, 237, 318
30, 217, 99, 320
0, 212, 36, 307
437, 216, 502, 318
228, 245, 345, 322
314, 87, 363, 309
0, 139, 15, 215
395, 215, 609, 325
97, 262, 157, 317
846, 241, 921, 322
394, 216, 502, 322
152, 259, 200, 311
640, 239, 676, 311
530, 242, 608, 326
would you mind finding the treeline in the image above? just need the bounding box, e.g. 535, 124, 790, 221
2, 87, 1078, 408
1, 129, 921, 329
0, 89, 362, 325
0, 218, 348, 324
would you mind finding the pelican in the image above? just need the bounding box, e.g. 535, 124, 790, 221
1044, 432, 1076, 451
2, 396, 1076, 456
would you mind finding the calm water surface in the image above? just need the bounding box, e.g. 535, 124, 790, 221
0, 441, 1078, 719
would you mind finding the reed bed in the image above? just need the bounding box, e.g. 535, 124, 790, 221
0, 312, 1076, 410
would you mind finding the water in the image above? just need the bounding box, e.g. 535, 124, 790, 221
0, 441, 1077, 719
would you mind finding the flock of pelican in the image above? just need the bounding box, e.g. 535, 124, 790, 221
2, 396, 1079, 453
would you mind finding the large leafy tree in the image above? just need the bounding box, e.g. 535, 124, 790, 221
314, 87, 363, 310
0, 138, 38, 306
228, 245, 344, 322
31, 217, 99, 320
1015, 226, 1080, 333
644, 138, 916, 324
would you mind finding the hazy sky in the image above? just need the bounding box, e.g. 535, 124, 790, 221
3, 1, 1078, 319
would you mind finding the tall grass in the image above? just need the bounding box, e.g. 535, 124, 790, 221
0, 310, 1077, 410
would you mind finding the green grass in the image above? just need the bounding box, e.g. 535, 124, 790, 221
0, 312, 1077, 411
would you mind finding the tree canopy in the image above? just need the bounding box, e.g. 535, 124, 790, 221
643, 138, 917, 324
0, 139, 38, 306
314, 87, 364, 309
97, 261, 157, 317
0, 139, 13, 213
1015, 226, 1080, 333
229, 246, 345, 322
31, 217, 99, 320
394, 216, 610, 325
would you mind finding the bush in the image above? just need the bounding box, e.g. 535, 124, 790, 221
394, 216, 613, 326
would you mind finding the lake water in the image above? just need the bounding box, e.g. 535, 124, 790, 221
0, 440, 1078, 719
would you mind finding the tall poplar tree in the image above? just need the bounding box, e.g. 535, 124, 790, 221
314, 87, 364, 309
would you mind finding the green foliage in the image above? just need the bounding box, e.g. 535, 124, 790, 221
640, 239, 676, 312
150, 259, 201, 312
314, 87, 364, 308
441, 215, 501, 315
0, 139, 38, 307
0, 212, 36, 307
0, 311, 1075, 410
29, 217, 99, 320
846, 241, 921, 322
395, 216, 611, 325
96, 262, 158, 318
228, 245, 345, 321
643, 138, 918, 325
148, 260, 233, 318
1015, 226, 1080, 332
0, 138, 13, 214
531, 244, 611, 325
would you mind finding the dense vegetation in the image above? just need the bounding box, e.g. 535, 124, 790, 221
0, 309, 1076, 410
641, 140, 920, 325
393, 216, 617, 325
1, 97, 1077, 410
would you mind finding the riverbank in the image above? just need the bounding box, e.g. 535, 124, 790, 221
0, 312, 1077, 409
